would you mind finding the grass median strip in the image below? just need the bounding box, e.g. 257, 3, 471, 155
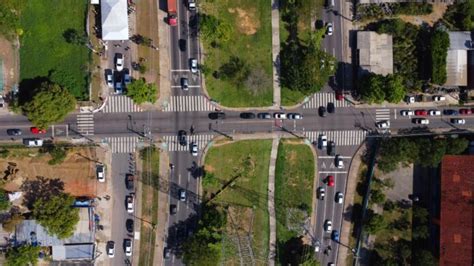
138, 146, 159, 266
203, 140, 272, 264
274, 140, 315, 264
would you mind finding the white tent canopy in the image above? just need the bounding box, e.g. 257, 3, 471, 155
101, 0, 129, 41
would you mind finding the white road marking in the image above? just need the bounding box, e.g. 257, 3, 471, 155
319, 171, 348, 174
318, 156, 352, 159
394, 109, 397, 120
171, 69, 191, 72
171, 85, 201, 88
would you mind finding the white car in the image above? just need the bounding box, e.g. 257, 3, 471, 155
190, 58, 198, 73
326, 23, 333, 36
274, 113, 287, 119
318, 187, 325, 200
428, 110, 441, 116
287, 113, 303, 120
335, 155, 344, 169
414, 118, 429, 125
376, 120, 390, 129
124, 239, 133, 257
335, 192, 344, 204
115, 53, 124, 71
188, 0, 196, 10
96, 164, 105, 183
400, 110, 414, 116
191, 143, 198, 156
126, 195, 134, 213
324, 220, 332, 232
106, 72, 113, 88
106, 241, 115, 258
319, 134, 327, 148
433, 95, 446, 102
406, 96, 415, 104
179, 189, 187, 202
451, 118, 466, 125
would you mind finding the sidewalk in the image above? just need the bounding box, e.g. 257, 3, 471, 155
271, 0, 281, 107
337, 144, 365, 265
267, 136, 280, 266
157, 5, 171, 110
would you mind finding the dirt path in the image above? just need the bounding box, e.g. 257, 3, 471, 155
0, 37, 19, 93
398, 3, 448, 26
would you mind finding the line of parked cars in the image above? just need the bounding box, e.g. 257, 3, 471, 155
400, 108, 470, 125
207, 112, 304, 120
106, 53, 131, 94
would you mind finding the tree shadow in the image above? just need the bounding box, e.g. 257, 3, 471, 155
277, 236, 315, 265
20, 176, 64, 209
17, 77, 50, 106
165, 213, 199, 257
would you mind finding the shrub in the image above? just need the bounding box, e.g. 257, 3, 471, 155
430, 29, 450, 85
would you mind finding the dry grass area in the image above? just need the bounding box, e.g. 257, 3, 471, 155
0, 36, 19, 92
136, 0, 160, 88
228, 7, 260, 35
2, 147, 97, 197
398, 3, 448, 26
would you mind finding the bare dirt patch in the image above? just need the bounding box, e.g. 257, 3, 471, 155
2, 147, 97, 197
0, 37, 19, 92
228, 7, 260, 35
398, 3, 448, 26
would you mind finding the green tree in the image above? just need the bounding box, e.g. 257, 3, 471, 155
0, 0, 26, 40
47, 146, 67, 165
365, 211, 386, 234
2, 213, 24, 232
431, 29, 450, 84
32, 193, 80, 239
200, 14, 232, 43
384, 74, 406, 103
360, 73, 386, 104
0, 189, 11, 211
22, 83, 76, 129
446, 138, 468, 155
370, 189, 386, 205
5, 244, 41, 266
125, 78, 157, 104
63, 28, 88, 45
217, 56, 249, 86
413, 250, 436, 266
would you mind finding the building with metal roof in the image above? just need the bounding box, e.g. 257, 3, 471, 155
357, 31, 393, 76
439, 155, 473, 266
101, 0, 129, 40
14, 207, 95, 262
445, 31, 473, 87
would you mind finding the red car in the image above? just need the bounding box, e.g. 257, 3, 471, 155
30, 127, 46, 134
326, 175, 335, 187
335, 91, 344, 101
459, 109, 472, 115
415, 109, 427, 116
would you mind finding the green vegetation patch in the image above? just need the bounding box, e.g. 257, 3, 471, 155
199, 0, 273, 107
274, 140, 316, 265
357, 3, 433, 21
19, 0, 90, 99
203, 140, 272, 263
442, 1, 474, 31
138, 146, 159, 266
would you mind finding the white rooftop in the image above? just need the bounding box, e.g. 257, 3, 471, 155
101, 0, 129, 41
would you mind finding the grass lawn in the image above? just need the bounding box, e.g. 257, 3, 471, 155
203, 140, 272, 263
274, 140, 315, 262
19, 0, 90, 99
279, 0, 325, 106
138, 147, 160, 266
200, 0, 273, 107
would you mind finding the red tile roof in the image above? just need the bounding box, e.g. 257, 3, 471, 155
440, 155, 474, 266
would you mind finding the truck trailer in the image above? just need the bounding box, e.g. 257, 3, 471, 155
167, 0, 177, 26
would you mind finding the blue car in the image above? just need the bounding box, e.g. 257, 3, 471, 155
443, 109, 458, 116
331, 230, 340, 242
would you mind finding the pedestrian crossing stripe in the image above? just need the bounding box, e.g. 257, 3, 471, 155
375, 109, 390, 121
304, 130, 367, 146
162, 134, 214, 152
163, 96, 215, 112
104, 136, 140, 153
303, 93, 350, 109
76, 113, 94, 136
103, 95, 142, 113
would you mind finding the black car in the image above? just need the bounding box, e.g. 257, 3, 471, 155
257, 112, 272, 119
170, 204, 177, 215
240, 112, 256, 119
125, 174, 134, 190
319, 106, 327, 117
6, 129, 22, 136
327, 141, 335, 156
177, 225, 186, 241
178, 130, 187, 146
443, 109, 458, 116
208, 112, 226, 120
126, 219, 134, 233
327, 102, 335, 113
179, 39, 187, 51
164, 247, 171, 259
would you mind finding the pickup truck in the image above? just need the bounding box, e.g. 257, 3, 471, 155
23, 138, 43, 147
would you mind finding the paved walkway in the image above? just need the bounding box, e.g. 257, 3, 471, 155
268, 136, 279, 265
271, 0, 281, 107
157, 4, 171, 110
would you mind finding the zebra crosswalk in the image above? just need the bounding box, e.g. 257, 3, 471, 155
303, 93, 350, 109
304, 130, 367, 146
163, 96, 215, 112
76, 113, 94, 136
104, 136, 140, 153
162, 134, 214, 152
375, 109, 391, 122
103, 95, 142, 113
